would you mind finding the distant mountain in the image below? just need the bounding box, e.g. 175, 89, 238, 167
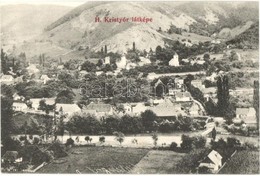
1, 4, 72, 43
2, 1, 258, 59
41, 1, 258, 53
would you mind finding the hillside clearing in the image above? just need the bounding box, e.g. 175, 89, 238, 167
130, 150, 186, 174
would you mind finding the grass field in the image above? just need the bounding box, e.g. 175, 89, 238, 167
37, 146, 149, 174
130, 150, 186, 174
219, 150, 260, 174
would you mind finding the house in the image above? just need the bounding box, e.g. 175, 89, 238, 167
82, 102, 114, 118
175, 92, 191, 102
13, 93, 25, 101
30, 98, 56, 110
104, 56, 110, 65
40, 75, 51, 84
56, 103, 81, 118
57, 65, 64, 70
132, 103, 148, 115
148, 104, 186, 118
191, 80, 205, 89
0, 75, 14, 85
147, 72, 157, 80
26, 64, 40, 75
96, 71, 104, 76
2, 151, 20, 164
199, 150, 222, 173
14, 76, 24, 84
235, 107, 257, 127
116, 55, 127, 69
13, 102, 28, 111
189, 103, 200, 116
169, 53, 179, 66
138, 57, 151, 66
206, 73, 218, 82
79, 70, 88, 78
126, 63, 137, 70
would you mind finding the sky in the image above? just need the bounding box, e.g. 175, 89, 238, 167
0, 0, 87, 7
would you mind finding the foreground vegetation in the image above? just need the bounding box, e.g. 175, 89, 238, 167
37, 146, 149, 174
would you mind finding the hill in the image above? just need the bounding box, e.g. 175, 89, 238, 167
1, 4, 72, 44
2, 1, 258, 59
227, 22, 259, 48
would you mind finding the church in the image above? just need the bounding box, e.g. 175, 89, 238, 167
168, 53, 179, 67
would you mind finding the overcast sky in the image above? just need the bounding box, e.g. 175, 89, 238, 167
0, 0, 87, 7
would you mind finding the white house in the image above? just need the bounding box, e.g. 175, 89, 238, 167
30, 98, 55, 110
56, 103, 81, 118
104, 56, 110, 65
169, 53, 179, 66
199, 150, 222, 173
235, 107, 257, 127
0, 75, 14, 85
13, 102, 28, 111
40, 75, 51, 84
26, 64, 40, 76
139, 57, 151, 66
116, 55, 127, 69
191, 80, 205, 89
175, 92, 191, 102
82, 102, 114, 119
132, 103, 148, 115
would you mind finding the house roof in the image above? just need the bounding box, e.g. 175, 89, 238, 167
83, 103, 112, 113
30, 98, 55, 105
148, 104, 184, 117
176, 92, 191, 98
1, 75, 14, 80
207, 150, 222, 167
13, 102, 27, 107
3, 151, 18, 161
56, 104, 81, 113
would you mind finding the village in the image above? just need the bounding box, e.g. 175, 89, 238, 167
1, 0, 259, 173
1, 39, 259, 174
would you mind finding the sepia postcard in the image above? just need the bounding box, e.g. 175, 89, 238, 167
0, 0, 259, 174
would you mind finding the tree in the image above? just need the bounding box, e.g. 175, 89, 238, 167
141, 110, 157, 132
253, 80, 259, 131
152, 133, 158, 147
99, 136, 105, 143
212, 127, 217, 141
217, 75, 233, 120
56, 89, 75, 104
113, 131, 124, 145
133, 42, 136, 52
85, 136, 90, 143
81, 61, 96, 72
180, 135, 193, 151
1, 48, 9, 74
104, 45, 108, 54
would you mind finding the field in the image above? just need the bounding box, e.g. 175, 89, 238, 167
130, 150, 186, 174
219, 150, 260, 174
37, 146, 149, 173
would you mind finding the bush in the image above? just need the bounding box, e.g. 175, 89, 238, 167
99, 136, 105, 143
226, 137, 241, 149
169, 142, 178, 151
85, 136, 90, 142
180, 135, 193, 151
65, 138, 74, 147
19, 136, 27, 141
193, 136, 207, 148
33, 137, 40, 145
